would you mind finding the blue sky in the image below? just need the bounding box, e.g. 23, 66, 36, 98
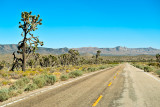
0, 0, 160, 48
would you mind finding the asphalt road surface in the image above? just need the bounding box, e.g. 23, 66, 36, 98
4, 63, 160, 107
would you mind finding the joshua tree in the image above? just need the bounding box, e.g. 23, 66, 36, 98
156, 54, 160, 67
10, 52, 22, 71
58, 53, 70, 66
156, 54, 160, 62
49, 55, 58, 67
11, 11, 43, 71
0, 60, 7, 67
68, 49, 80, 65
96, 50, 101, 64
79, 57, 86, 65
27, 59, 35, 68
41, 56, 50, 67
33, 53, 40, 67
27, 53, 40, 68
0, 60, 7, 70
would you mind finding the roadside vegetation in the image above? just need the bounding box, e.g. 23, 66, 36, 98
0, 64, 117, 102
132, 54, 160, 77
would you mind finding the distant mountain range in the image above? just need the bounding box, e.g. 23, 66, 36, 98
0, 44, 160, 56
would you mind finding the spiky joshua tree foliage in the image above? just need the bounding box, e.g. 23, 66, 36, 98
11, 11, 43, 71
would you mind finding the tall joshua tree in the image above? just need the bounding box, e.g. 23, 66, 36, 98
96, 50, 101, 64
68, 49, 80, 65
59, 53, 70, 66
156, 54, 160, 67
11, 11, 43, 71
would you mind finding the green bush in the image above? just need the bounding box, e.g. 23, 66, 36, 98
9, 84, 18, 91
107, 62, 119, 64
148, 63, 159, 67
156, 70, 160, 76
82, 67, 87, 72
9, 77, 30, 90
25, 84, 38, 91
144, 66, 152, 72
135, 65, 145, 70
16, 77, 29, 88
87, 67, 97, 72
8, 89, 18, 97
33, 76, 46, 88
0, 88, 9, 102
22, 77, 30, 84
32, 74, 56, 88
60, 74, 69, 81
17, 89, 23, 94
44, 75, 56, 85
98, 66, 106, 70
69, 70, 83, 78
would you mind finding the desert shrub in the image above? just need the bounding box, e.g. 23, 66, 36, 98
144, 66, 152, 72
17, 89, 23, 94
107, 62, 119, 64
135, 65, 145, 70
9, 84, 18, 91
0, 88, 9, 102
147, 63, 159, 67
8, 89, 18, 97
69, 70, 83, 78
82, 67, 87, 72
33, 76, 46, 88
53, 72, 61, 78
156, 70, 160, 76
33, 74, 56, 88
44, 75, 56, 85
46, 67, 51, 71
66, 70, 70, 73
1, 80, 11, 86
87, 67, 97, 72
10, 73, 21, 79
15, 77, 30, 89
25, 84, 38, 91
98, 66, 106, 70
1, 73, 8, 78
22, 77, 30, 84
60, 74, 69, 81
9, 77, 30, 90
135, 65, 140, 68
109, 64, 118, 67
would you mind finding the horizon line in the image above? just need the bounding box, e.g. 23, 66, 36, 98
0, 44, 160, 50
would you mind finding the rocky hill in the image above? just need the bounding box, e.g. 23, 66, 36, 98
0, 44, 160, 56
73, 46, 160, 56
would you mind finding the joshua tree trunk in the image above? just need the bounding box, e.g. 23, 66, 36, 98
22, 31, 26, 71
96, 56, 98, 64
22, 45, 26, 71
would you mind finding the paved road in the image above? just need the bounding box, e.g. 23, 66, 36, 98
5, 64, 160, 107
